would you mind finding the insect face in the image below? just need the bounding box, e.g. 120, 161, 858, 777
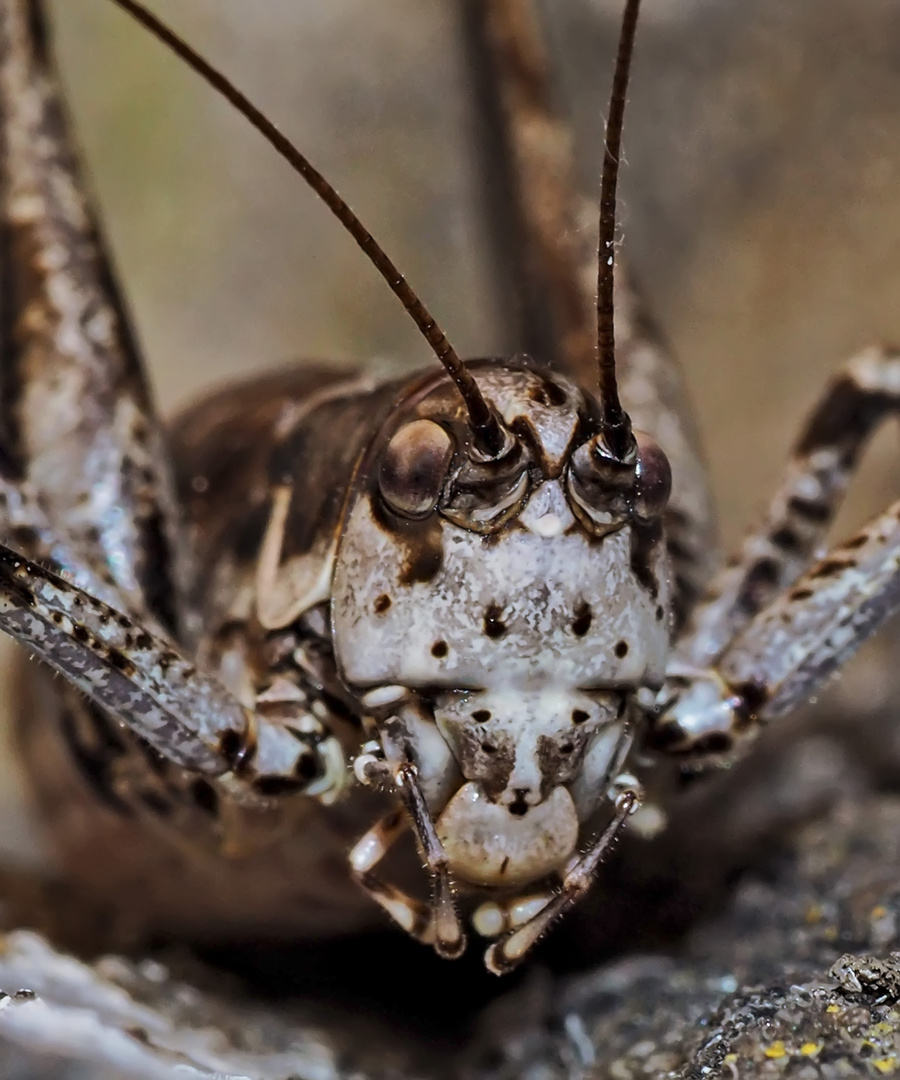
333, 362, 672, 689
332, 360, 671, 896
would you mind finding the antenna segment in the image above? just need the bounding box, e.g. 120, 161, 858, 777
596, 0, 641, 459
106, 0, 506, 457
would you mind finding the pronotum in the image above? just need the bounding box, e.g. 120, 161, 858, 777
1, 0, 900, 976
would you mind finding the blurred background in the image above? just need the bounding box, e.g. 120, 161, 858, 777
3, 0, 900, 858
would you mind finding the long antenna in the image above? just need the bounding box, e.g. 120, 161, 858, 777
106, 0, 506, 457
596, 0, 641, 459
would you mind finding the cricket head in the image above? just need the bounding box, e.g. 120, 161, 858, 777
332, 360, 672, 877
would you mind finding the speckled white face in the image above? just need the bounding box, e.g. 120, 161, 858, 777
334, 481, 668, 689
332, 365, 672, 694
332, 362, 672, 886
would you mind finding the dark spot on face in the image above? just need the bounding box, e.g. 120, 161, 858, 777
405, 544, 443, 586
372, 495, 445, 586
190, 778, 219, 816
630, 520, 662, 601
158, 650, 180, 673
571, 709, 589, 725
472, 709, 491, 723
431, 639, 449, 658
50, 611, 62, 624
560, 741, 575, 754
655, 604, 665, 622
135, 633, 153, 650
373, 593, 392, 614
790, 586, 814, 601
845, 533, 868, 550
72, 623, 89, 643
483, 603, 507, 638
481, 741, 498, 754
508, 797, 529, 818
615, 640, 629, 658
117, 615, 133, 630
572, 601, 592, 637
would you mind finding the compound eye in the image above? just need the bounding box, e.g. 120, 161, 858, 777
379, 419, 454, 518
633, 431, 672, 521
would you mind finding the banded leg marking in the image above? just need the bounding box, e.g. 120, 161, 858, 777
354, 719, 466, 959
484, 787, 639, 976
657, 497, 900, 760
0, 542, 320, 784
679, 346, 900, 667
349, 809, 434, 945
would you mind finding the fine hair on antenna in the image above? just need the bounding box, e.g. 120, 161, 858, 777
105, 0, 508, 458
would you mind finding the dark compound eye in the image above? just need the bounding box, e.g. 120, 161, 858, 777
379, 419, 453, 518
632, 430, 672, 522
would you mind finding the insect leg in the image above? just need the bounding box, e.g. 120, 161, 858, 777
349, 777, 466, 958
0, 542, 312, 781
348, 809, 435, 945
0, 0, 192, 641
360, 719, 465, 958
677, 346, 900, 667
483, 786, 639, 976
464, 0, 718, 624
393, 761, 466, 959
656, 496, 900, 759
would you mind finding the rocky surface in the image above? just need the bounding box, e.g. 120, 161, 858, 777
1, 733, 900, 1078
2, 0, 900, 1076
471, 794, 900, 1080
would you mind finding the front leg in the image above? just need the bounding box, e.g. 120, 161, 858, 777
483, 784, 640, 976
354, 716, 466, 959
655, 496, 900, 761
0, 541, 342, 791
678, 346, 900, 667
